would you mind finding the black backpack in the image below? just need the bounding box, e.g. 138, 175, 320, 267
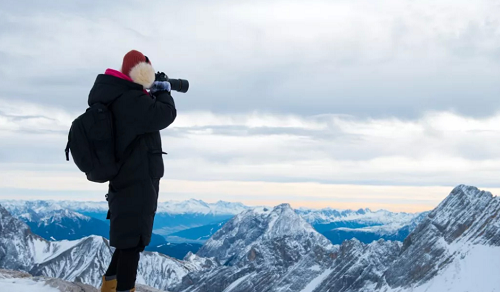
65, 102, 139, 183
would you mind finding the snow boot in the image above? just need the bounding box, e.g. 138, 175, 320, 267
117, 289, 135, 292
100, 275, 117, 292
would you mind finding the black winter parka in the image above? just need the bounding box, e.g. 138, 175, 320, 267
88, 74, 176, 249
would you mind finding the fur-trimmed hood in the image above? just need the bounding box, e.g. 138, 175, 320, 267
88, 72, 144, 106
127, 62, 155, 89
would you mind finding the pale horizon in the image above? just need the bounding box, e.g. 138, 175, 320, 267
1, 180, 497, 213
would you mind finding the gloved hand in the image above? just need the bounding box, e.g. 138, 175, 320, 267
150, 81, 171, 94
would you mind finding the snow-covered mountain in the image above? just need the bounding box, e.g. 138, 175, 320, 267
165, 204, 424, 245
379, 185, 500, 291
0, 204, 214, 291
0, 200, 200, 259
1, 199, 424, 247
297, 207, 425, 245
197, 204, 334, 263
0, 199, 249, 238
2, 185, 498, 291
297, 207, 415, 225
156, 199, 249, 215
305, 185, 500, 292
176, 185, 500, 292
0, 199, 249, 216
319, 211, 429, 245
1, 199, 420, 224
177, 204, 338, 291
3, 201, 110, 241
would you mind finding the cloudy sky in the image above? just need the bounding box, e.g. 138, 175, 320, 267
1, 0, 500, 212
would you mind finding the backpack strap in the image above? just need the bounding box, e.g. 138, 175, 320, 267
65, 142, 70, 161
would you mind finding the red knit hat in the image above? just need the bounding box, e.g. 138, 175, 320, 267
120, 50, 155, 89
121, 50, 151, 77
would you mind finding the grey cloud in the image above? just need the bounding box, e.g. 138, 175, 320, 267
0, 0, 499, 118
2, 0, 500, 194
0, 111, 53, 121
173, 125, 332, 137
0, 187, 104, 201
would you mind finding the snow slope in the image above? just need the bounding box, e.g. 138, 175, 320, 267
0, 277, 59, 292
385, 244, 500, 292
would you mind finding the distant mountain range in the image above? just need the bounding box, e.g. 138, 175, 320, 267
0, 200, 202, 259
312, 211, 429, 244
1, 185, 499, 291
9, 199, 247, 236
167, 207, 425, 245
298, 207, 426, 244
1, 199, 425, 249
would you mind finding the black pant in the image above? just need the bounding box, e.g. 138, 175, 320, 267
105, 245, 144, 291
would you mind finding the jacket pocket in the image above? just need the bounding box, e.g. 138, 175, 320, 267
148, 150, 165, 179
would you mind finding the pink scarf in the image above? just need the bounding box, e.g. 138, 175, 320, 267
105, 69, 148, 94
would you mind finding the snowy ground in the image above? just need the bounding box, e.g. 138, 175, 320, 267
299, 269, 332, 292
0, 269, 167, 292
0, 277, 59, 292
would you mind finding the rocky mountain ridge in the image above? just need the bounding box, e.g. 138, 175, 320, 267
178, 203, 337, 292
1, 185, 498, 292
0, 204, 214, 290
1, 201, 202, 259
179, 185, 500, 292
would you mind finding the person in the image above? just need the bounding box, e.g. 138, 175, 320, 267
88, 50, 177, 292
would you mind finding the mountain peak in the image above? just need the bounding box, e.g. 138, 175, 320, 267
427, 184, 494, 239
274, 203, 292, 209
383, 184, 500, 288
449, 184, 494, 201
197, 204, 333, 265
